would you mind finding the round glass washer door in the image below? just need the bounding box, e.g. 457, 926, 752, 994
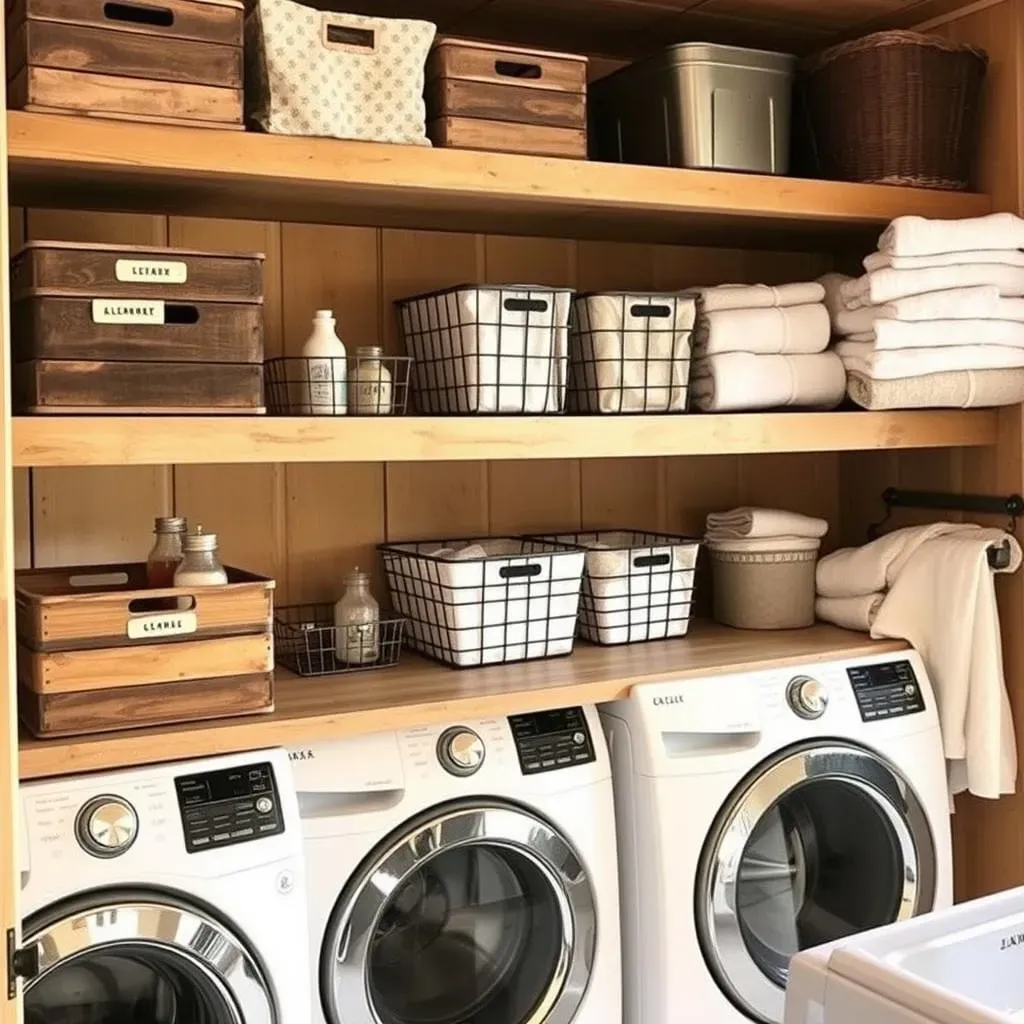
321, 801, 596, 1024
696, 742, 937, 1024
21, 891, 275, 1024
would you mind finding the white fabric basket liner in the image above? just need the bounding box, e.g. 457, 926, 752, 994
397, 285, 572, 413
381, 537, 585, 667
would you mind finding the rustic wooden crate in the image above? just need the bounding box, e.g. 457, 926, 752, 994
428, 116, 587, 159
427, 79, 585, 129
6, 0, 243, 126
11, 242, 264, 302
427, 38, 587, 97
12, 296, 264, 363
14, 359, 265, 413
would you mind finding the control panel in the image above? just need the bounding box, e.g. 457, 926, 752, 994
847, 660, 926, 722
508, 706, 595, 775
175, 762, 283, 853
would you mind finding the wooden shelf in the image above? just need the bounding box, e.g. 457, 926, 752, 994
7, 112, 990, 245
13, 410, 999, 467
18, 622, 907, 780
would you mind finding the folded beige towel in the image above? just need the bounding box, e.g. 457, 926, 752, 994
871, 530, 1022, 798
832, 287, 1003, 337
691, 351, 845, 411
847, 368, 1024, 409
690, 281, 825, 312
816, 523, 977, 598
815, 594, 884, 632
706, 507, 829, 541
842, 264, 1024, 308
847, 317, 1024, 350
878, 213, 1024, 257
693, 303, 830, 356
864, 249, 1024, 272
707, 536, 821, 553
835, 340, 1024, 380
819, 272, 853, 320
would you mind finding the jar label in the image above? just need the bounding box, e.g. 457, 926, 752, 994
126, 610, 198, 640
114, 259, 188, 284
92, 299, 165, 324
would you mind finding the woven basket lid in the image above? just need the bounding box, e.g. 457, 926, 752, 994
802, 29, 988, 75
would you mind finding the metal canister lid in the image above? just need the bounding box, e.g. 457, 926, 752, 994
355, 346, 384, 358
183, 525, 218, 552
155, 516, 187, 534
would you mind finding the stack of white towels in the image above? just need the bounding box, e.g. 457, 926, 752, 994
687, 283, 846, 412
705, 506, 828, 549
823, 212, 1024, 410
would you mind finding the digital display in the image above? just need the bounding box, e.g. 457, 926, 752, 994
507, 706, 595, 775
508, 706, 586, 738
847, 661, 926, 722
174, 763, 281, 853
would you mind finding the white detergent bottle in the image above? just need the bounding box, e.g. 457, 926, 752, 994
300, 309, 347, 415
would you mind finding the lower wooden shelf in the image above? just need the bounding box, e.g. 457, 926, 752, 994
18, 621, 906, 780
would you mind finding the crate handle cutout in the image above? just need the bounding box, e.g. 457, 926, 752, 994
633, 553, 671, 569
103, 1, 174, 27
323, 21, 376, 51
630, 303, 673, 319
495, 60, 542, 80
165, 304, 200, 325
499, 564, 543, 579
69, 571, 129, 589
503, 298, 549, 313
128, 595, 197, 614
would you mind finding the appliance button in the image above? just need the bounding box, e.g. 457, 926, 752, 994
75, 796, 139, 858
786, 676, 828, 720
192, 836, 211, 847
904, 683, 917, 696
572, 732, 586, 745
231, 828, 254, 839
437, 727, 486, 777
213, 832, 231, 842
255, 796, 274, 815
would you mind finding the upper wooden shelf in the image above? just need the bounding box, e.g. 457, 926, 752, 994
7, 112, 990, 246
13, 410, 999, 467
19, 622, 907, 780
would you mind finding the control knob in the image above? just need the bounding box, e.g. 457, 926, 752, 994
786, 676, 828, 720
437, 727, 486, 777
76, 796, 138, 858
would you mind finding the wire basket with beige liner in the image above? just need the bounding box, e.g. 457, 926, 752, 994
800, 31, 987, 191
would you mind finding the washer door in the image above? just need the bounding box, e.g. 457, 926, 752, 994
21, 891, 275, 1024
696, 741, 937, 1024
322, 802, 595, 1024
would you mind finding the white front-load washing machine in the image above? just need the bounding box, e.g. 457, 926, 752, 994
600, 648, 953, 1024
18, 748, 310, 1024
290, 703, 620, 1024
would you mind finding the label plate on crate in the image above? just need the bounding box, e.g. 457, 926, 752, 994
126, 610, 198, 640
508, 705, 595, 775
115, 259, 189, 284
91, 299, 166, 324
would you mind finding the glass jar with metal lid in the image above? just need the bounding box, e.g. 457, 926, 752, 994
174, 525, 228, 586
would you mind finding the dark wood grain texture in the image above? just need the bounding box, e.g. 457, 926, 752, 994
427, 78, 585, 128
428, 38, 587, 93
428, 115, 587, 158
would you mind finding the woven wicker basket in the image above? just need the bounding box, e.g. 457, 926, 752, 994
800, 31, 987, 191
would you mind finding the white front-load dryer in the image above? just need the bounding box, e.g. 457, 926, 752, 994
600, 648, 953, 1024
290, 703, 620, 1024
18, 748, 310, 1024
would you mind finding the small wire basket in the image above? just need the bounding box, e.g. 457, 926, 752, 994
273, 603, 406, 677
265, 354, 412, 416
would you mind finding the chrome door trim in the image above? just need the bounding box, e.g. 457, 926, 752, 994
23, 899, 275, 1024
322, 802, 596, 1024
696, 742, 936, 1024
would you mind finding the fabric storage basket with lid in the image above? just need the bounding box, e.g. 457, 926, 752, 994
799, 31, 988, 190
244, 4, 435, 143
531, 531, 700, 645
379, 537, 586, 668
589, 43, 795, 174
568, 292, 696, 413
396, 284, 572, 414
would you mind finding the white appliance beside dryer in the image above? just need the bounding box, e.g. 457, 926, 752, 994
291, 704, 621, 1024
787, 885, 1024, 1024
600, 649, 953, 1024
18, 747, 310, 1024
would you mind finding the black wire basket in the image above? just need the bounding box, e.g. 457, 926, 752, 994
567, 293, 697, 414
273, 603, 406, 677
395, 284, 572, 414
265, 355, 412, 416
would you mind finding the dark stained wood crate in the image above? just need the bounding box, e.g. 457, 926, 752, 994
426, 37, 587, 159
6, 0, 243, 126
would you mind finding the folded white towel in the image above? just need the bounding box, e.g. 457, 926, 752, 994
690, 281, 825, 312
705, 507, 829, 541
832, 287, 1002, 337
817, 522, 982, 598
847, 367, 1024, 410
836, 340, 1024, 380
847, 318, 1024, 351
690, 351, 846, 411
864, 249, 1024, 272
842, 264, 1024, 308
871, 530, 1022, 798
693, 304, 830, 356
879, 213, 1024, 257
815, 593, 884, 632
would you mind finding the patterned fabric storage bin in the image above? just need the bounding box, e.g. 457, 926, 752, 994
245, 5, 435, 143
379, 537, 586, 668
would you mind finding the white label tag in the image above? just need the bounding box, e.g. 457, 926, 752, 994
115, 258, 188, 284
92, 299, 165, 325
127, 610, 198, 640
